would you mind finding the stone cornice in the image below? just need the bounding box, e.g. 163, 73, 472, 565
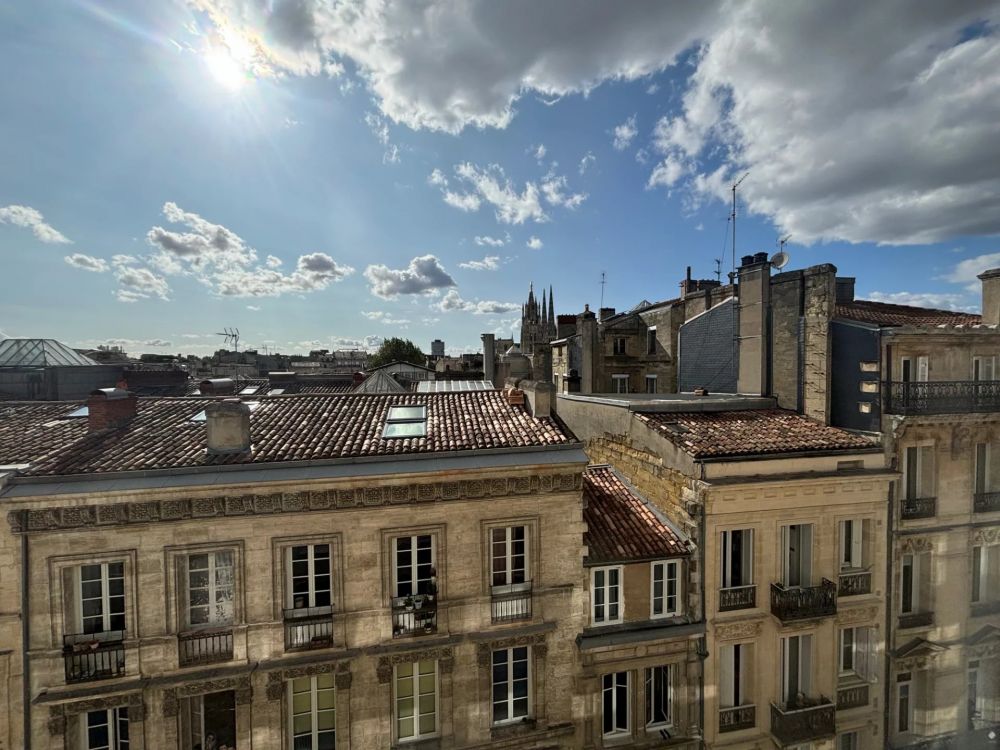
7, 471, 583, 534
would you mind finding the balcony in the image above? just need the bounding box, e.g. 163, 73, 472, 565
770, 698, 836, 746
901, 497, 936, 520
391, 594, 437, 638
770, 579, 837, 623
972, 600, 1000, 618
283, 606, 334, 651
837, 683, 870, 710
63, 631, 126, 683
719, 705, 756, 733
838, 570, 872, 597
898, 611, 933, 630
491, 581, 532, 623
884, 380, 1000, 416
719, 585, 757, 612
178, 626, 234, 666
974, 491, 1000, 513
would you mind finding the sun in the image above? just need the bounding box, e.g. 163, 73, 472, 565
204, 46, 247, 91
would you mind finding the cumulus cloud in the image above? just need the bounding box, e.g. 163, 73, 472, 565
427, 168, 449, 187
112, 255, 171, 302
364, 254, 456, 298
647, 155, 686, 189
579, 151, 596, 175
362, 310, 411, 325
474, 233, 509, 247
526, 236, 543, 250
865, 291, 977, 312
612, 115, 638, 150
0, 204, 71, 243
438, 162, 547, 224
442, 190, 482, 212
540, 173, 587, 209
64, 253, 108, 273
436, 289, 520, 314
943, 252, 1000, 285
459, 255, 501, 271
330, 334, 384, 351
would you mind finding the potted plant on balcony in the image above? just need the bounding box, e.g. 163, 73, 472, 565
403, 595, 415, 611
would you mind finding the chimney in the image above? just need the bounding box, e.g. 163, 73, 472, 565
835, 277, 856, 304
200, 378, 235, 396
736, 253, 771, 396
87, 388, 137, 432
534, 341, 553, 383
205, 399, 251, 454
481, 333, 497, 385
578, 305, 598, 393
599, 307, 616, 322
979, 269, 1000, 326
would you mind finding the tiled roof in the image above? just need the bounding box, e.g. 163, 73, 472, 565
0, 392, 576, 477
836, 300, 982, 327
636, 409, 877, 459
583, 465, 688, 564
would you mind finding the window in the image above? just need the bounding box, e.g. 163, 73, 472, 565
612, 374, 629, 393
288, 674, 336, 750
180, 691, 236, 750
721, 529, 753, 588
719, 643, 751, 708
900, 356, 928, 382
781, 524, 813, 588
897, 673, 913, 733
287, 544, 332, 610
971, 545, 999, 606
838, 731, 860, 750
651, 561, 680, 618
645, 374, 657, 394
780, 634, 813, 706
185, 551, 234, 628
83, 707, 129, 750
613, 337, 627, 355
973, 356, 996, 381
395, 660, 437, 741
394, 535, 435, 597
860, 381, 879, 393
839, 626, 875, 681
975, 443, 991, 494
859, 361, 879, 373
645, 665, 672, 729
491, 526, 527, 587
646, 328, 657, 355
968, 661, 983, 727
492, 647, 530, 724
77, 562, 126, 635
901, 553, 928, 615
602, 672, 629, 737
592, 566, 622, 625
972, 546, 983, 604
383, 405, 428, 439
903, 446, 934, 500
838, 519, 866, 570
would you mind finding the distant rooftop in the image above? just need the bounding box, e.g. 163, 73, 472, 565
0, 339, 100, 368
836, 299, 983, 328
416, 380, 494, 393
559, 391, 776, 413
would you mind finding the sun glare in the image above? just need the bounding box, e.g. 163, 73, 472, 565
205, 46, 247, 91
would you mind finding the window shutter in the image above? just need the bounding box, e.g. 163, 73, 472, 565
851, 521, 863, 569
919, 446, 935, 498
744, 530, 754, 585
917, 356, 929, 382
720, 646, 734, 707
801, 635, 813, 697
800, 526, 813, 586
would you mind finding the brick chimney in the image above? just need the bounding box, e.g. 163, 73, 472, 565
87, 388, 137, 432
978, 269, 1000, 326
205, 399, 251, 454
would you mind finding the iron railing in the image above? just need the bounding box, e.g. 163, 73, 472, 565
391, 595, 437, 637
178, 626, 234, 666
770, 698, 836, 746
837, 683, 870, 710
974, 492, 1000, 513
283, 606, 334, 651
770, 579, 837, 622
898, 611, 933, 629
719, 585, 756, 612
490, 581, 532, 623
838, 570, 872, 597
884, 380, 1000, 415
63, 631, 126, 683
901, 497, 936, 520
718, 705, 756, 733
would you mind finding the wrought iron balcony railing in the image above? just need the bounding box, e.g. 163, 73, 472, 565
770, 697, 836, 746
974, 491, 1000, 513
836, 683, 870, 710
770, 579, 837, 622
901, 497, 936, 520
391, 594, 437, 637
719, 705, 756, 733
838, 570, 872, 597
63, 630, 126, 683
898, 611, 933, 629
178, 626, 234, 666
283, 606, 334, 651
884, 380, 1000, 415
490, 581, 532, 623
719, 584, 757, 612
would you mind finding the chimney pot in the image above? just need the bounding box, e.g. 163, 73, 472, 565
740, 254, 755, 267
205, 399, 252, 454
835, 277, 856, 304
87, 388, 137, 432
753, 251, 769, 264
978, 268, 1000, 326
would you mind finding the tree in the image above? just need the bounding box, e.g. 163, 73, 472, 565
367, 337, 426, 370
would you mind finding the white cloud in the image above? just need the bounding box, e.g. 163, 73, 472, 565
531, 143, 546, 161
436, 289, 520, 314
442, 190, 482, 212
646, 82, 660, 95
474, 233, 509, 247
459, 255, 500, 271
247, 305, 261, 311
0, 204, 71, 243
579, 151, 596, 175
943, 252, 1000, 285
427, 168, 448, 187
540, 173, 587, 209
329, 334, 384, 351
612, 114, 638, 151
64, 253, 108, 273
364, 254, 456, 298
526, 236, 543, 250
865, 291, 977, 312
362, 310, 411, 325
438, 162, 547, 224
365, 111, 402, 164
647, 155, 686, 189
265, 255, 282, 268
112, 255, 171, 302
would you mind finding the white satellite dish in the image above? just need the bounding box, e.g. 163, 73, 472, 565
769, 250, 790, 270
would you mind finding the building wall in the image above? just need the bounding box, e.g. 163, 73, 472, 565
830, 321, 881, 432
678, 300, 738, 394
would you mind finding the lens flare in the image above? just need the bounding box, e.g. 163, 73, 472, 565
205, 46, 247, 91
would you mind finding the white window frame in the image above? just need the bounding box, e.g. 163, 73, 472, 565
903, 445, 933, 501
968, 660, 982, 721
897, 673, 913, 733
82, 706, 129, 750
780, 634, 813, 705
286, 543, 333, 610
719, 643, 750, 708
721, 529, 753, 588
490, 525, 528, 589
491, 646, 531, 725
287, 674, 336, 750
612, 374, 629, 393
77, 562, 126, 635
973, 355, 996, 381
645, 374, 657, 394
644, 665, 672, 730
185, 550, 235, 629
650, 560, 681, 618
393, 535, 436, 598
646, 327, 657, 355
838, 730, 860, 750
839, 627, 874, 681
900, 356, 928, 382
394, 660, 439, 742
975, 443, 991, 494
838, 519, 864, 571
591, 566, 623, 625
780, 524, 813, 589
602, 671, 630, 737
613, 337, 627, 355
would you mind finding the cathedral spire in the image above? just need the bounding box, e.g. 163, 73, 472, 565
548, 285, 555, 333
541, 289, 547, 327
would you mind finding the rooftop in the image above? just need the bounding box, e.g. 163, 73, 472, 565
635, 409, 878, 459
416, 380, 494, 393
583, 465, 688, 564
836, 299, 983, 328
0, 338, 100, 368
559, 391, 775, 413
0, 391, 576, 477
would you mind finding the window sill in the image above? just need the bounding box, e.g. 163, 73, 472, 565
392, 738, 440, 750
491, 717, 537, 740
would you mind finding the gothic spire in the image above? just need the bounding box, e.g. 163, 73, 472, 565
548, 285, 555, 332
541, 289, 547, 326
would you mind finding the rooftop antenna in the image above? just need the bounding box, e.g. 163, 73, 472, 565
216, 327, 240, 353
714, 258, 722, 282
731, 171, 750, 278
778, 234, 792, 253
599, 271, 607, 309
770, 235, 792, 270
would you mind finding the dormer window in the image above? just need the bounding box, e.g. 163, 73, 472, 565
383, 405, 427, 438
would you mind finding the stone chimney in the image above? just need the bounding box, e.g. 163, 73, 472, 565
205, 399, 251, 454
578, 305, 598, 393
481, 333, 497, 385
978, 269, 1000, 326
598, 307, 616, 322
522, 380, 556, 418
835, 277, 856, 305
87, 388, 137, 432
533, 341, 553, 384
736, 254, 771, 395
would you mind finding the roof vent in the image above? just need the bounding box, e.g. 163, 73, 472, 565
199, 378, 235, 396
205, 399, 251, 454
87, 388, 137, 432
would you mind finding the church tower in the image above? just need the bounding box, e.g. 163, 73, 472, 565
519, 282, 557, 355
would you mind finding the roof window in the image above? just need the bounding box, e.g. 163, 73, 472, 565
65, 405, 89, 418
383, 404, 427, 438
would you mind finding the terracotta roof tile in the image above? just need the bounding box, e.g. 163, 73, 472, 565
636, 409, 877, 459
583, 465, 688, 564
836, 300, 982, 327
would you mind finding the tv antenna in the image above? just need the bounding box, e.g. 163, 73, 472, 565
599, 271, 607, 309
216, 327, 240, 352
777, 234, 792, 253
714, 258, 722, 282
731, 171, 750, 276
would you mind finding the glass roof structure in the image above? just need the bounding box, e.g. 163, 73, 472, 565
0, 339, 101, 367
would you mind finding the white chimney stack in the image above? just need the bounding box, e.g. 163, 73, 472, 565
205, 399, 251, 454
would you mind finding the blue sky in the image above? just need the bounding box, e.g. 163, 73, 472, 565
1, 1, 998, 356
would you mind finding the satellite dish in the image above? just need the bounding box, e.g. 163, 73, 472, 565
769, 250, 790, 270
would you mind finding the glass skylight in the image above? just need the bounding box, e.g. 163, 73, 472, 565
383, 404, 427, 438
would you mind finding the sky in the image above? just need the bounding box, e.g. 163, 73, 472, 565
1, 1, 999, 357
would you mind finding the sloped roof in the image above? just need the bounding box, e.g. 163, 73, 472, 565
367, 360, 435, 373
353, 369, 407, 393
0, 339, 99, 367
583, 465, 689, 564
835, 300, 983, 328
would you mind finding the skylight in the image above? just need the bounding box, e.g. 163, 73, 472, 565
65, 405, 89, 418
383, 404, 427, 438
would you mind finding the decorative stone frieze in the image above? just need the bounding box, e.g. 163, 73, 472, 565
899, 536, 933, 553
476, 632, 549, 667
162, 676, 252, 716
265, 661, 352, 701
714, 619, 763, 640
376, 647, 454, 684
973, 527, 1000, 545
836, 606, 880, 626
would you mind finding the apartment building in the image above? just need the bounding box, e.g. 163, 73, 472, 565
558, 393, 894, 750
0, 386, 589, 749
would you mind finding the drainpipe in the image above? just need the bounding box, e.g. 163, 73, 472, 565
20, 512, 31, 750
696, 470, 707, 749
883, 473, 896, 745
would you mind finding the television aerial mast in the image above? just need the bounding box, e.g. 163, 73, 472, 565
216, 327, 240, 353
730, 171, 750, 276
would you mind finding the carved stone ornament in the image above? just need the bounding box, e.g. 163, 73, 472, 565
951, 425, 973, 459
714, 619, 763, 641
973, 527, 1000, 545
900, 537, 933, 554
8, 473, 584, 533
376, 647, 454, 684
162, 676, 252, 715
265, 660, 352, 700
836, 606, 880, 626
60, 692, 144, 719
968, 642, 1000, 660
476, 633, 548, 668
